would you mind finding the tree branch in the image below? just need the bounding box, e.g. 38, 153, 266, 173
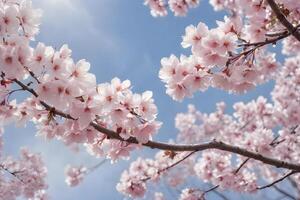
266, 0, 300, 41
273, 185, 297, 200
12, 79, 300, 172
287, 176, 299, 192
212, 190, 229, 200
201, 185, 219, 198
234, 158, 250, 174
257, 171, 297, 190
238, 30, 291, 47
142, 151, 197, 181
0, 164, 25, 184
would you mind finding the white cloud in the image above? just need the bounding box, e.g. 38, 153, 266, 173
33, 0, 121, 57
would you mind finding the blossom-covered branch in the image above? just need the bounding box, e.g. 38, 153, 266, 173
1, 0, 300, 199
266, 0, 300, 41
10, 79, 300, 172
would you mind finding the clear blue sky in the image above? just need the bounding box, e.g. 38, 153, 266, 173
4, 0, 278, 199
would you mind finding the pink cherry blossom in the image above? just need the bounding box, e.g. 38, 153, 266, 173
65, 165, 87, 187
0, 0, 300, 199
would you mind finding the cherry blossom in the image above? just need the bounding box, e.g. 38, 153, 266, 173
0, 0, 300, 199
0, 145, 48, 199
65, 165, 87, 187
144, 0, 200, 17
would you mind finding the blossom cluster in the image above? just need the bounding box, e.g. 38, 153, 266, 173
159, 16, 280, 101
144, 0, 199, 17
117, 151, 195, 198
0, 0, 161, 198
158, 0, 300, 101
64, 165, 87, 187
0, 145, 48, 200
0, 0, 300, 199
179, 188, 204, 200
119, 50, 300, 198
0, 0, 162, 165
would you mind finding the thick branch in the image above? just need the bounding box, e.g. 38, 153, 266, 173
84, 123, 300, 172
266, 0, 300, 41
12, 79, 300, 172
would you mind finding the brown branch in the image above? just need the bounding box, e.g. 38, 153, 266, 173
235, 158, 250, 174
273, 185, 297, 200
265, 30, 289, 37
228, 29, 293, 67
24, 66, 41, 84
266, 0, 300, 41
13, 79, 75, 120
229, 27, 297, 67
87, 123, 300, 172
257, 170, 297, 190
12, 79, 300, 172
238, 30, 291, 47
200, 185, 219, 198
0, 164, 25, 184
142, 151, 197, 181
161, 151, 196, 173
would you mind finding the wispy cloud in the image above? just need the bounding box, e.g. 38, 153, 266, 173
33, 0, 121, 57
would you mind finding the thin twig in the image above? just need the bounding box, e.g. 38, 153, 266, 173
273, 185, 297, 200
287, 176, 300, 198
235, 158, 250, 174
287, 176, 299, 190
270, 135, 286, 147
257, 171, 297, 190
0, 165, 25, 184
200, 185, 219, 198
212, 190, 230, 200
88, 159, 107, 173
238, 31, 291, 47
24, 66, 41, 84
7, 88, 25, 101
142, 151, 197, 181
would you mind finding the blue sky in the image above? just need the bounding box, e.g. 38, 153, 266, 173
3, 0, 279, 199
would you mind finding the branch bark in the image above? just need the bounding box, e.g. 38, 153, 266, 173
12, 79, 300, 172
266, 0, 300, 41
